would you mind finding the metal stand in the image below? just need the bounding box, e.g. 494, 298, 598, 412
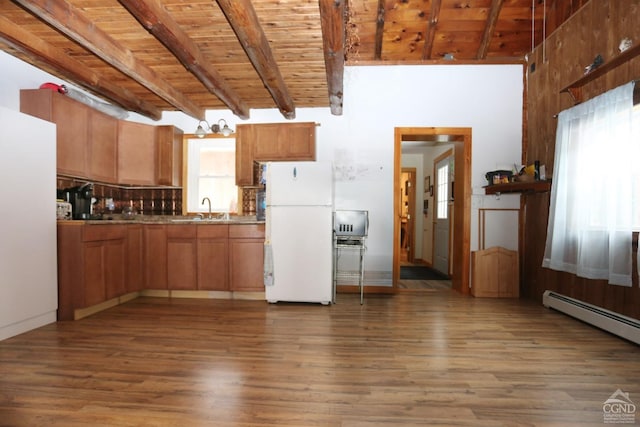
333, 236, 366, 305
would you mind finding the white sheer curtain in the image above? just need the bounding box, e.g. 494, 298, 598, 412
543, 81, 637, 286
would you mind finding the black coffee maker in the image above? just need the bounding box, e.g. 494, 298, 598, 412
61, 183, 93, 219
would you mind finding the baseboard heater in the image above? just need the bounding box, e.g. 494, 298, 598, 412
542, 290, 640, 345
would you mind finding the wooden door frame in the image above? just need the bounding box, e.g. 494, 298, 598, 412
393, 127, 472, 295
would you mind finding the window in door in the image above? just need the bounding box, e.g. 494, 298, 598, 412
436, 163, 449, 219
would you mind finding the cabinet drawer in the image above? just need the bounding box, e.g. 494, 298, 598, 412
229, 224, 265, 239
197, 224, 229, 239
166, 224, 197, 238
83, 225, 126, 242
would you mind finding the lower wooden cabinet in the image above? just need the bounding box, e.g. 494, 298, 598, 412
57, 223, 127, 320
83, 225, 126, 304
167, 225, 197, 290
471, 246, 519, 298
144, 225, 167, 289
197, 225, 229, 291
57, 222, 265, 320
126, 225, 144, 292
229, 224, 265, 291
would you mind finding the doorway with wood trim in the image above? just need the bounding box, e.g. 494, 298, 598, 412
393, 127, 472, 295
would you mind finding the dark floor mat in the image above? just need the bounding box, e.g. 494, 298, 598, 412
400, 266, 449, 280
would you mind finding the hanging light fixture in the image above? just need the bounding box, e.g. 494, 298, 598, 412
194, 119, 234, 138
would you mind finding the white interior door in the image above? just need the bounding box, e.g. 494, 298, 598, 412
433, 158, 450, 275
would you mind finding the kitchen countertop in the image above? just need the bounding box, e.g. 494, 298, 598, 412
58, 215, 264, 225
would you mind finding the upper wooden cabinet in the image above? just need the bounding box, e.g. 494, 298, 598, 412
235, 122, 316, 185
157, 125, 183, 186
20, 89, 179, 187
117, 120, 157, 185
252, 122, 316, 161
88, 110, 118, 183
235, 125, 255, 186
20, 89, 90, 178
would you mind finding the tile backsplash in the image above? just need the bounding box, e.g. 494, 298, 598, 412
57, 177, 182, 216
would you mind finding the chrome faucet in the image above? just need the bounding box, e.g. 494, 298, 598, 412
201, 197, 212, 219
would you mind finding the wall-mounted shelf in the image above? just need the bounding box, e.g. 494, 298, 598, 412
560, 43, 640, 104
484, 180, 551, 195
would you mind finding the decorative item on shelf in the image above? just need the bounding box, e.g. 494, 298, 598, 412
194, 119, 234, 138
619, 38, 632, 53
485, 170, 513, 185
584, 54, 604, 75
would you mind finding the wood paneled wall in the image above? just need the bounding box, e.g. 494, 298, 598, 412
524, 0, 640, 319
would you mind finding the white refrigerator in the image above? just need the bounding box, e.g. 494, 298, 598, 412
264, 161, 333, 304
0, 106, 58, 340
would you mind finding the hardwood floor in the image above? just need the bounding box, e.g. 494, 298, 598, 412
1, 293, 639, 426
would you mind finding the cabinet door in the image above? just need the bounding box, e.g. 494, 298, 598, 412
253, 122, 316, 161
57, 223, 85, 321
235, 124, 255, 186
20, 89, 90, 177
157, 125, 183, 186
252, 124, 283, 160
89, 110, 118, 182
197, 225, 229, 290
166, 225, 197, 290
118, 121, 157, 185
126, 225, 144, 292
229, 239, 264, 291
83, 225, 126, 304
144, 225, 167, 289
104, 239, 126, 300
285, 122, 316, 160
84, 242, 107, 307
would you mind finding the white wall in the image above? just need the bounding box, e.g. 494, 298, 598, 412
0, 51, 523, 285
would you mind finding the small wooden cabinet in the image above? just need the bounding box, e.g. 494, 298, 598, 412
57, 223, 128, 320
229, 224, 265, 291
89, 110, 118, 182
197, 225, 230, 290
471, 246, 519, 298
144, 224, 168, 289
157, 125, 183, 186
166, 225, 198, 290
235, 125, 255, 186
252, 122, 316, 161
126, 224, 144, 292
82, 225, 127, 304
235, 122, 316, 185
20, 89, 90, 178
118, 120, 157, 185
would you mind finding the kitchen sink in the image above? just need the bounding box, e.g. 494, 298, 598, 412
170, 217, 225, 223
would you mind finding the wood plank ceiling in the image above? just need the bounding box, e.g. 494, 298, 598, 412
0, 0, 585, 121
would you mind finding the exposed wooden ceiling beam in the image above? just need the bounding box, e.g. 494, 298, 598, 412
374, 0, 385, 60
118, 0, 250, 120
477, 0, 505, 59
216, 0, 296, 119
0, 14, 162, 120
422, 0, 442, 59
319, 0, 345, 116
13, 0, 206, 120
